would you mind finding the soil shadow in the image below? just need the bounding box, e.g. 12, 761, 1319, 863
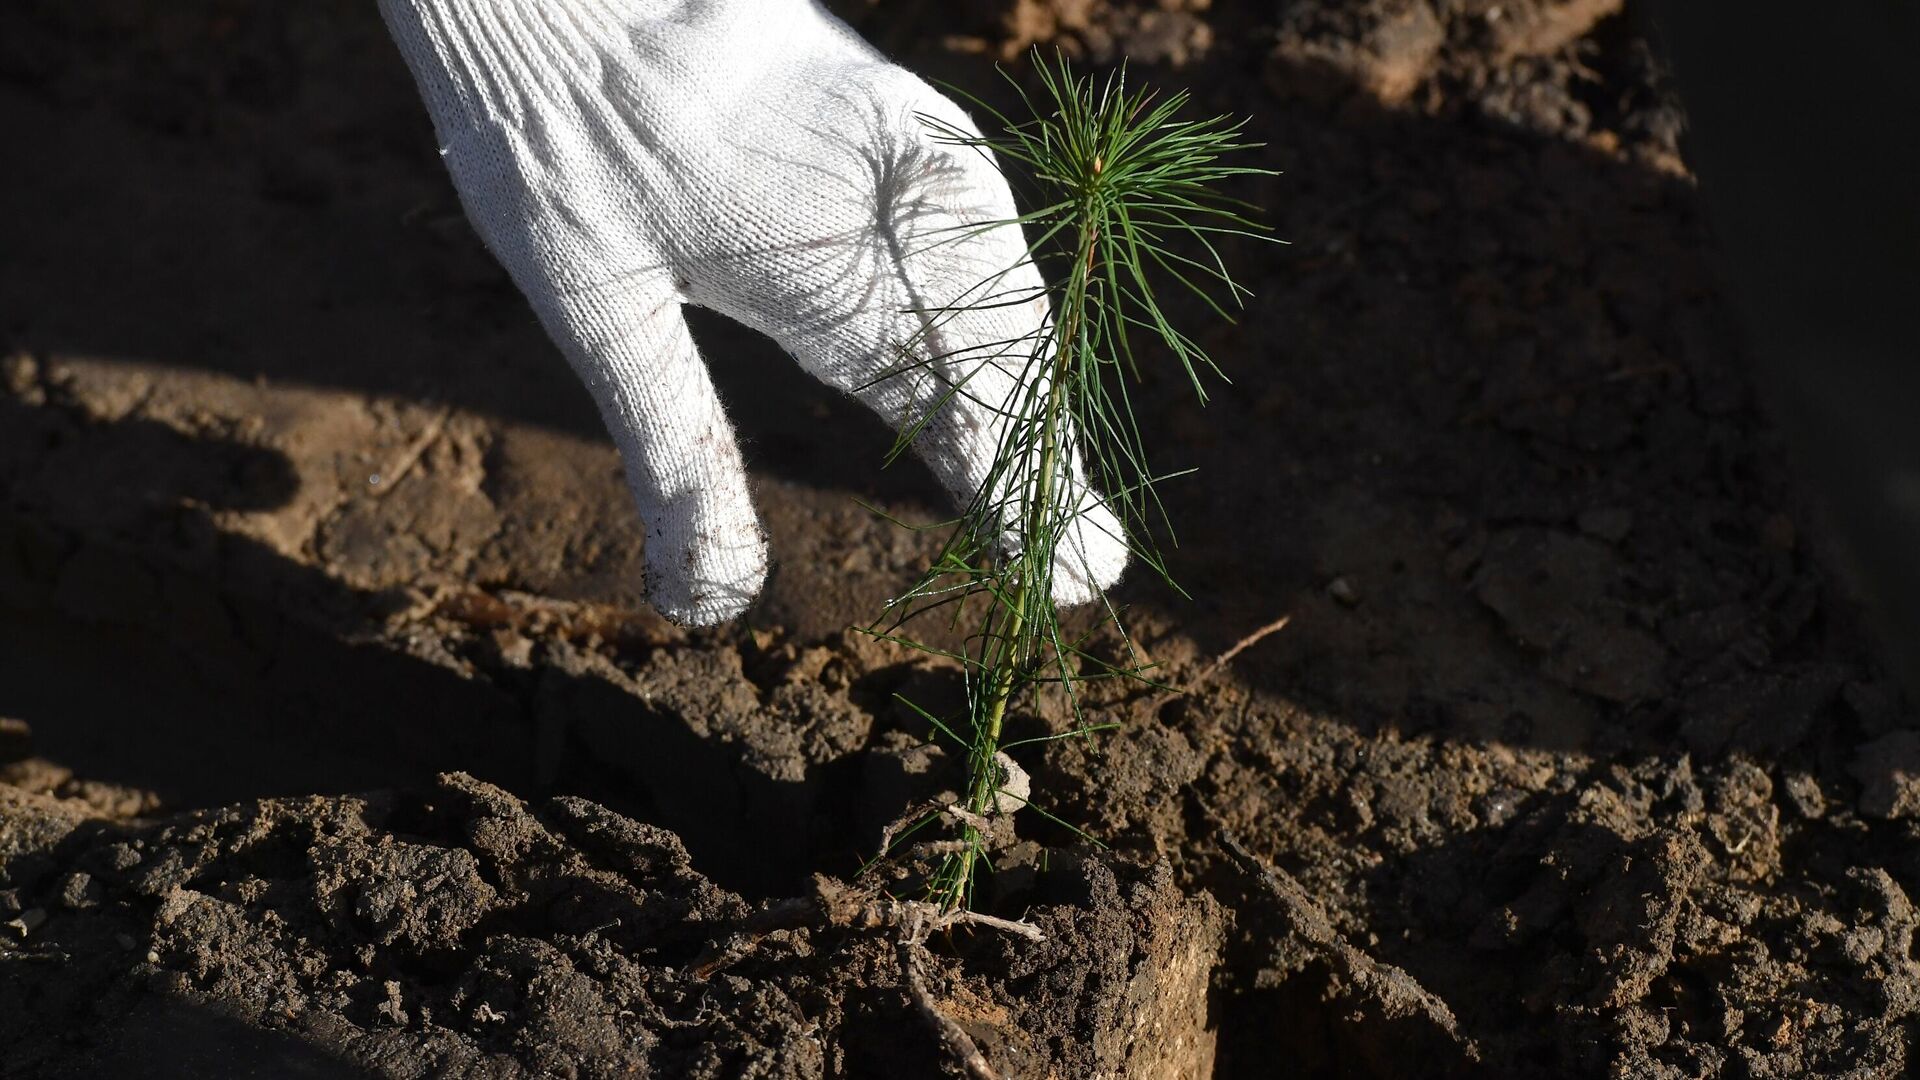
4, 0, 1877, 760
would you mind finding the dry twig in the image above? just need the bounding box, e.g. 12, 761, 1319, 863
371, 405, 452, 498
1192, 614, 1293, 689
1132, 614, 1292, 719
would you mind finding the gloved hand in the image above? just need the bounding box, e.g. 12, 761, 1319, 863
377, 0, 1128, 625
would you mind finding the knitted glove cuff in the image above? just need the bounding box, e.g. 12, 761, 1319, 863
379, 0, 827, 128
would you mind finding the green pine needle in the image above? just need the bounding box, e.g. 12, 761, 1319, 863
869, 50, 1272, 911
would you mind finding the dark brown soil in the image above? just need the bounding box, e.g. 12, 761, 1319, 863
3, 1, 1917, 1077
1, 772, 1220, 1078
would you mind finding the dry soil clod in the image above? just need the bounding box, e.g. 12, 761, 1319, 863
1217, 824, 1481, 1069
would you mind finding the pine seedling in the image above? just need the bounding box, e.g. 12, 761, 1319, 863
866, 52, 1269, 911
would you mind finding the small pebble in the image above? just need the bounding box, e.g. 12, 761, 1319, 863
5, 908, 46, 939
1476, 787, 1526, 828
59, 872, 100, 911
490, 628, 535, 669
376, 980, 410, 1027
103, 843, 143, 872
1328, 576, 1360, 606
992, 751, 1031, 816
1781, 772, 1827, 819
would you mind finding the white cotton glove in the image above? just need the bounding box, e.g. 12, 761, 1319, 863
377, 0, 1128, 625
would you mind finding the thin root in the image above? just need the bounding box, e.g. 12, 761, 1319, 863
907, 839, 975, 860
872, 798, 949, 867
688, 886, 1043, 982
900, 906, 1002, 1080
945, 804, 994, 834
905, 902, 1046, 943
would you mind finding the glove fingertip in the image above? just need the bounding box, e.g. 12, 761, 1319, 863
645, 518, 769, 627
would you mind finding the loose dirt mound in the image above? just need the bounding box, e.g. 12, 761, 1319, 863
2, 773, 1220, 1078
4, 0, 1919, 1076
